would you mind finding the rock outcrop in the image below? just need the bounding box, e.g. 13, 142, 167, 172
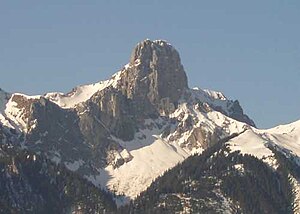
116, 39, 188, 116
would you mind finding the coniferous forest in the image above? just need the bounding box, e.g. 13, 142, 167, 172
0, 143, 116, 214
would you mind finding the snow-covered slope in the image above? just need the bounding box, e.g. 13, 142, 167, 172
45, 69, 125, 109
228, 120, 300, 167
263, 120, 300, 157
102, 138, 188, 201
45, 82, 108, 109
229, 130, 273, 159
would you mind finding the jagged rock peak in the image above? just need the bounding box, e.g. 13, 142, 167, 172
130, 39, 176, 63
125, 39, 188, 105
130, 39, 185, 64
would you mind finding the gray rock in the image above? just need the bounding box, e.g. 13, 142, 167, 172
118, 39, 188, 116
228, 100, 256, 127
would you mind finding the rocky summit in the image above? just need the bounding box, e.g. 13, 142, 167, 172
0, 39, 299, 213
128, 39, 188, 104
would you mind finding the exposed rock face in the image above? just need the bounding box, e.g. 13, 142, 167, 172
0, 88, 10, 113
228, 100, 255, 127
117, 39, 188, 116
27, 99, 89, 163
88, 87, 136, 141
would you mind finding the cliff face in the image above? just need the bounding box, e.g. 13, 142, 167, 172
109, 39, 188, 120
127, 39, 188, 105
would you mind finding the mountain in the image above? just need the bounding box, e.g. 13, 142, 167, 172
0, 40, 255, 197
0, 39, 299, 213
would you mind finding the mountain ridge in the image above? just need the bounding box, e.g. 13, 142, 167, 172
0, 39, 299, 212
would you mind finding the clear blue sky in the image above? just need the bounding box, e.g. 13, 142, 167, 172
0, 1, 299, 128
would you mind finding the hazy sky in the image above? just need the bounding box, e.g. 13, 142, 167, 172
0, 1, 299, 128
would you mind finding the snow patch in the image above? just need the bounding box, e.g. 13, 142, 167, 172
65, 159, 85, 171
3, 93, 40, 132
50, 151, 61, 164
4, 100, 27, 132
233, 164, 245, 175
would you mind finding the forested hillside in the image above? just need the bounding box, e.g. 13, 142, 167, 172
119, 137, 299, 214
0, 143, 116, 214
